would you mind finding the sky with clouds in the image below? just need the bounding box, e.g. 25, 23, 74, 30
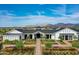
0, 4, 79, 27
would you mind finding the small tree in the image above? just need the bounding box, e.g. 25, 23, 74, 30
59, 36, 64, 42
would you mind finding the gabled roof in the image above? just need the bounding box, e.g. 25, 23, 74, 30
5, 27, 79, 34
6, 29, 22, 35
16, 29, 56, 33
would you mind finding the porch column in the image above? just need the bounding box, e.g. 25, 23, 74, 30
27, 34, 29, 40
21, 34, 24, 39
68, 35, 69, 40
32, 34, 35, 39
64, 35, 65, 40
48, 34, 50, 39
50, 34, 51, 39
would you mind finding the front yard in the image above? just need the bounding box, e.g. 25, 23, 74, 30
0, 39, 79, 55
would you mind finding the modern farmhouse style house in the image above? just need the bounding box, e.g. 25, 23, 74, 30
3, 27, 79, 40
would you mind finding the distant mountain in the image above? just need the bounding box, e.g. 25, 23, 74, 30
0, 23, 79, 29
43, 23, 79, 28
54, 23, 75, 27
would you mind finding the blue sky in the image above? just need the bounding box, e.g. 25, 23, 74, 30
0, 4, 79, 27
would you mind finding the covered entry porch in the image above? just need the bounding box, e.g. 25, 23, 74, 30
24, 33, 51, 39
59, 33, 74, 40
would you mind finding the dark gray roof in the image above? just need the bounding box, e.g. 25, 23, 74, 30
12, 28, 79, 34
16, 29, 57, 33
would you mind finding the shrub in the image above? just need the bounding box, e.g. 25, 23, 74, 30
58, 36, 64, 42
4, 39, 10, 44
72, 41, 79, 48
45, 42, 52, 48
15, 40, 24, 49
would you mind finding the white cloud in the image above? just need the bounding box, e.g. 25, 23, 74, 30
0, 10, 79, 27
0, 10, 15, 16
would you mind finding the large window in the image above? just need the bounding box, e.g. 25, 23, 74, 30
25, 34, 27, 39
46, 34, 50, 39
29, 34, 32, 39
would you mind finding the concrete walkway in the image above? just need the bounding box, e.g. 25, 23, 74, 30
63, 40, 72, 47
55, 40, 61, 45
35, 39, 42, 55
53, 40, 72, 48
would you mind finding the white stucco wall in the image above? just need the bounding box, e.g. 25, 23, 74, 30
3, 35, 21, 41
51, 33, 55, 40
3, 35, 20, 40
3, 29, 23, 41
51, 28, 78, 40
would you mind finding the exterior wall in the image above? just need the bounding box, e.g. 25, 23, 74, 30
51, 28, 78, 40
3, 35, 21, 41
3, 29, 23, 41
2, 28, 79, 40
51, 33, 55, 40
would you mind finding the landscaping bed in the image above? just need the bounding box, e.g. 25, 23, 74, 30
3, 40, 19, 44
41, 39, 55, 44
57, 40, 65, 44
71, 40, 79, 48
0, 46, 35, 55
42, 47, 79, 55
24, 39, 36, 44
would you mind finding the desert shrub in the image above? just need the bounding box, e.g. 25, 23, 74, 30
72, 41, 79, 48
4, 39, 10, 44
45, 42, 52, 48
58, 36, 64, 42
15, 40, 24, 49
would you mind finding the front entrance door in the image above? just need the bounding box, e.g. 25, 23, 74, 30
35, 33, 41, 39
65, 35, 68, 40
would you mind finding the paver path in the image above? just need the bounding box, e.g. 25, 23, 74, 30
35, 39, 42, 55
55, 40, 61, 45
63, 40, 72, 47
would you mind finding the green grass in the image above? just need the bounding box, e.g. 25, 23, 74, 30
3, 40, 19, 44
57, 40, 65, 44
72, 40, 79, 48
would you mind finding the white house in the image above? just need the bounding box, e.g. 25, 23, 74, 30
2, 28, 79, 41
